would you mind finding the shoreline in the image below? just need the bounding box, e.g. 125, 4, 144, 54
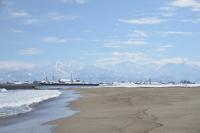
52, 87, 200, 133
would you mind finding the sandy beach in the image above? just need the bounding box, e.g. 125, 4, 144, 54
52, 87, 200, 133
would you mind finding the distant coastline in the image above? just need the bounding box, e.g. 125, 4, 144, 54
0, 83, 99, 90
1, 81, 200, 90
0, 84, 35, 90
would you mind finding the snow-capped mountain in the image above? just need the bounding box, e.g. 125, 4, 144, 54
0, 61, 200, 83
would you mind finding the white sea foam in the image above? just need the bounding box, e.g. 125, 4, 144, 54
0, 90, 62, 117
0, 88, 7, 93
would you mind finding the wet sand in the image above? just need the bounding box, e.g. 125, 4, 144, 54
52, 87, 200, 133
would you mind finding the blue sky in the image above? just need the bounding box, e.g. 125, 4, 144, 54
0, 0, 200, 82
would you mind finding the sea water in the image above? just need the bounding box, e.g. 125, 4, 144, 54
0, 89, 81, 133
0, 89, 62, 118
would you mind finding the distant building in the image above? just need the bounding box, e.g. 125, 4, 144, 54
180, 80, 194, 84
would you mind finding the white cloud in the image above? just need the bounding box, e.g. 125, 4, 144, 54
159, 6, 177, 17
8, 9, 40, 25
23, 18, 39, 25
155, 45, 174, 52
95, 57, 123, 67
128, 30, 148, 38
10, 10, 30, 18
95, 51, 200, 68
119, 17, 167, 25
43, 37, 67, 43
112, 52, 146, 61
59, 0, 87, 4
47, 12, 80, 21
152, 57, 187, 66
125, 40, 147, 45
104, 39, 147, 48
0, 61, 35, 70
7, 8, 78, 26
96, 52, 146, 67
159, 6, 177, 12
158, 31, 192, 36
171, 0, 200, 11
188, 61, 200, 66
17, 48, 42, 56
43, 37, 80, 44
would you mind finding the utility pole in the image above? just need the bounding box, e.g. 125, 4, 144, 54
70, 73, 73, 83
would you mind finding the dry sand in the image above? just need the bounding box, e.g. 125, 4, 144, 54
51, 87, 200, 133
